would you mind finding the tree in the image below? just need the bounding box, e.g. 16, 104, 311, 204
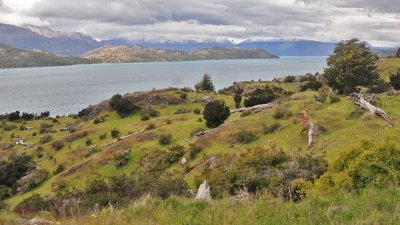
389, 69, 400, 90
324, 39, 379, 94
203, 100, 230, 128
109, 94, 138, 117
195, 73, 215, 92
396, 48, 400, 58
233, 94, 242, 109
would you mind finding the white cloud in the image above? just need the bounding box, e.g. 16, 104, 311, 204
1, 0, 399, 46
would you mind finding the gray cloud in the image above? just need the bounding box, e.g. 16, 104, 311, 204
4, 0, 399, 46
0, 0, 12, 13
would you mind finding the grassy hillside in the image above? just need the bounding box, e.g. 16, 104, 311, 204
0, 58, 400, 224
0, 43, 96, 68
377, 57, 400, 80
84, 46, 278, 63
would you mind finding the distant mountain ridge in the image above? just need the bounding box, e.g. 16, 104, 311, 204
0, 23, 397, 57
84, 45, 279, 63
0, 23, 100, 56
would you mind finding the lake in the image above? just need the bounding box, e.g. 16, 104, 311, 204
0, 57, 327, 115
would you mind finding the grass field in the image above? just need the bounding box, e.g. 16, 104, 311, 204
1, 58, 400, 224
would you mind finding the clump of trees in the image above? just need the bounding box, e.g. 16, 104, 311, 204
195, 73, 215, 92
110, 94, 139, 118
0, 111, 50, 121
203, 100, 230, 128
324, 39, 379, 94
396, 48, 400, 58
244, 87, 279, 107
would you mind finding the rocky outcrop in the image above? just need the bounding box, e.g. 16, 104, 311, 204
195, 180, 212, 201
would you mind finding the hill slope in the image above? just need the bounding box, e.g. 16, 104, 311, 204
0, 43, 95, 68
84, 46, 279, 63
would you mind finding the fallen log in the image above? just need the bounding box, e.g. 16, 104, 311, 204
230, 103, 274, 114
350, 92, 393, 127
308, 123, 319, 148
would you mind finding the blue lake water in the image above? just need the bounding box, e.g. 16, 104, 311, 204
0, 57, 327, 115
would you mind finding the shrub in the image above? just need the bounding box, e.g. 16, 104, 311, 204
318, 86, 330, 103
193, 108, 201, 114
195, 73, 215, 92
175, 107, 191, 114
111, 128, 120, 138
300, 80, 323, 92
284, 75, 296, 83
99, 133, 107, 140
110, 94, 138, 118
189, 144, 202, 160
141, 108, 159, 117
180, 92, 188, 100
114, 151, 130, 168
203, 100, 231, 128
159, 133, 172, 145
141, 114, 150, 121
15, 194, 49, 214
197, 118, 203, 122
263, 122, 281, 134
329, 94, 341, 103
273, 106, 292, 119
234, 130, 257, 144
244, 87, 279, 107
93, 117, 105, 124
318, 143, 400, 191
166, 119, 172, 125
39, 123, 55, 134
233, 94, 242, 109
368, 80, 392, 94
0, 154, 35, 188
389, 69, 400, 91
53, 164, 65, 175
85, 139, 92, 146
52, 141, 64, 151
146, 123, 156, 130
40, 135, 52, 144
290, 178, 312, 201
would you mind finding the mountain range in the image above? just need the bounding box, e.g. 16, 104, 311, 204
0, 23, 397, 57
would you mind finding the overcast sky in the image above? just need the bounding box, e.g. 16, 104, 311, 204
0, 0, 399, 47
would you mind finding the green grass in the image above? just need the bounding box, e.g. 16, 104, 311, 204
61, 188, 400, 225
378, 57, 400, 80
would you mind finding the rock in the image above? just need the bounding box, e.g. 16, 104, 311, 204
181, 157, 187, 165
195, 180, 212, 201
208, 156, 217, 169
202, 96, 213, 104
28, 218, 53, 225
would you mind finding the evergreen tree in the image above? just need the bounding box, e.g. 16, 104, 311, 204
195, 73, 215, 92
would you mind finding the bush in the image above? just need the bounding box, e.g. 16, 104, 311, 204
93, 117, 105, 124
53, 164, 65, 175
193, 108, 201, 114
166, 119, 172, 125
389, 69, 400, 91
234, 130, 257, 144
368, 80, 392, 94
263, 122, 281, 134
273, 106, 292, 119
318, 143, 400, 191
110, 94, 139, 118
195, 73, 215, 92
159, 133, 172, 145
197, 117, 203, 122
233, 94, 242, 109
300, 80, 323, 92
189, 144, 202, 160
0, 154, 35, 188
99, 133, 107, 140
141, 114, 150, 121
180, 92, 188, 100
15, 194, 49, 214
40, 135, 52, 144
203, 100, 231, 128
330, 95, 340, 103
85, 139, 92, 146
114, 150, 130, 168
244, 87, 279, 107
111, 128, 120, 138
175, 107, 191, 114
146, 123, 156, 130
39, 123, 55, 134
141, 108, 159, 117
284, 75, 296, 83
52, 141, 64, 151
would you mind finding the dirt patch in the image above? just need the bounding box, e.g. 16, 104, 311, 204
60, 159, 93, 177
0, 142, 14, 150
64, 130, 92, 143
